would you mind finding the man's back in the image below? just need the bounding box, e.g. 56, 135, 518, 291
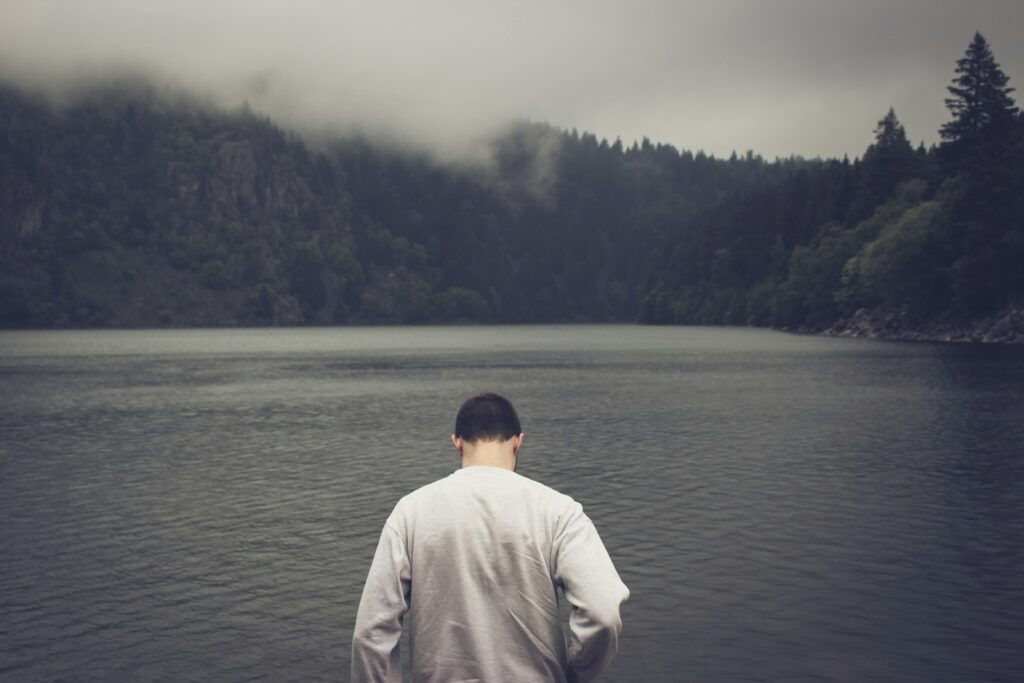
352, 465, 629, 682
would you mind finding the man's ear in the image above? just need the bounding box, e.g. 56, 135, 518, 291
512, 433, 524, 457
451, 434, 463, 455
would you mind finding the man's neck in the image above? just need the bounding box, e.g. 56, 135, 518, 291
460, 455, 516, 471
460, 441, 517, 471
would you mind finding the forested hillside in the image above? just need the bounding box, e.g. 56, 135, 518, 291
0, 80, 787, 327
642, 32, 1024, 340
2, 33, 1022, 338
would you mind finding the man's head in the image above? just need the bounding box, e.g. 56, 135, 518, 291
452, 393, 524, 470
454, 392, 521, 442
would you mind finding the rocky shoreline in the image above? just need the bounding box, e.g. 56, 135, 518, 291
820, 305, 1024, 344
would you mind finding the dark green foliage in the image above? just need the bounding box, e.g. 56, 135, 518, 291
936, 33, 1022, 315
859, 108, 916, 207
941, 32, 1018, 145
0, 81, 784, 327
289, 241, 328, 313
641, 157, 864, 326
440, 287, 491, 321
643, 32, 1023, 330
837, 181, 954, 317
1, 33, 1021, 331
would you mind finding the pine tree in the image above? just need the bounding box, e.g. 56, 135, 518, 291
940, 32, 1018, 144
861, 108, 914, 202
871, 108, 913, 153
939, 33, 1020, 314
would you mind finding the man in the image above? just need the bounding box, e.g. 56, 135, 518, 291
352, 393, 629, 682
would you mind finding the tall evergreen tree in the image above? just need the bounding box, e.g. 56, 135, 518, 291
871, 108, 913, 152
939, 33, 1020, 314
940, 32, 1018, 144
861, 107, 914, 203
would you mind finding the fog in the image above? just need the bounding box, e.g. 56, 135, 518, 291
2, 0, 1022, 160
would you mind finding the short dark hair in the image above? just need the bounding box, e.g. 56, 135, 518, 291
454, 393, 522, 442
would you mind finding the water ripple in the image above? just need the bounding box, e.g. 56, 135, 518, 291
2, 327, 1023, 681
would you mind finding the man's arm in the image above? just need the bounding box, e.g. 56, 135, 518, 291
554, 503, 630, 683
351, 523, 411, 683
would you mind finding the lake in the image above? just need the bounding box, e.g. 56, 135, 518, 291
1, 325, 1022, 682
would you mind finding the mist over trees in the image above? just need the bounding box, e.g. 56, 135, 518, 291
1, 32, 1022, 335
0, 84, 783, 327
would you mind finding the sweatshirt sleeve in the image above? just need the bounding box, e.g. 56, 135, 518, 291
554, 502, 630, 682
351, 522, 411, 683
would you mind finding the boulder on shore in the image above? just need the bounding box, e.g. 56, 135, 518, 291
822, 305, 1024, 344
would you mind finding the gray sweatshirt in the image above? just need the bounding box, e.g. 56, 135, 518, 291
352, 465, 629, 682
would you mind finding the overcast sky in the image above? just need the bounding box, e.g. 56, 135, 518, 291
2, 1, 1022, 160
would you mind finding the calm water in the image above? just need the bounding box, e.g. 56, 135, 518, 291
1, 325, 1023, 682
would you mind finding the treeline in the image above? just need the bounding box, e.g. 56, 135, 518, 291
1, 33, 1021, 331
641, 32, 1024, 330
0, 80, 790, 327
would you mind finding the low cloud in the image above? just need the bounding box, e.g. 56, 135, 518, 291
1, 0, 1022, 160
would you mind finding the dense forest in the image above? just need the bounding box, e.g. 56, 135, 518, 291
641, 32, 1024, 340
2, 32, 1022, 339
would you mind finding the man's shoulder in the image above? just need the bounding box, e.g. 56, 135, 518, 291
386, 472, 457, 522
510, 471, 578, 506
